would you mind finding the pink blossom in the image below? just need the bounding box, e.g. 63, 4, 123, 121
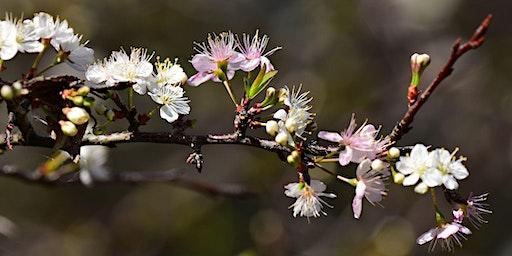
417, 222, 472, 252
352, 159, 388, 219
465, 193, 492, 228
188, 32, 244, 86
318, 115, 390, 166
237, 30, 281, 72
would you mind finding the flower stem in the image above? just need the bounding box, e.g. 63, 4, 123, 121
35, 62, 61, 77
31, 42, 49, 70
223, 80, 238, 107
127, 88, 134, 109
314, 148, 341, 163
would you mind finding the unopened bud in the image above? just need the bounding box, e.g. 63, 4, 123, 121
393, 172, 405, 184
82, 96, 95, 108
371, 159, 386, 171
105, 109, 115, 121
414, 182, 428, 194
59, 120, 78, 136
410, 53, 430, 74
275, 131, 289, 145
63, 107, 90, 125
0, 85, 13, 100
265, 120, 279, 136
95, 104, 108, 115
277, 88, 288, 103
12, 81, 23, 97
388, 147, 400, 159
77, 86, 90, 96
266, 87, 276, 98
287, 150, 301, 166
285, 118, 298, 133
70, 95, 84, 106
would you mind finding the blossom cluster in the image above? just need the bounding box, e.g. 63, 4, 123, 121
396, 144, 469, 194
86, 48, 190, 123
0, 12, 94, 71
188, 30, 281, 86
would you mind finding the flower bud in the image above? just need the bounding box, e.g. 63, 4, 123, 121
265, 120, 279, 136
277, 88, 288, 103
82, 96, 95, 108
371, 159, 386, 171
77, 86, 90, 96
266, 87, 276, 98
275, 132, 288, 145
105, 109, 115, 121
414, 182, 428, 194
388, 147, 400, 159
410, 53, 430, 74
393, 172, 405, 184
285, 118, 298, 133
95, 104, 108, 115
59, 120, 78, 136
287, 150, 301, 166
63, 107, 90, 125
70, 95, 84, 106
12, 81, 24, 97
0, 85, 14, 100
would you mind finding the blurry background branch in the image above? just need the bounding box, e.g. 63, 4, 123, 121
0, 165, 256, 198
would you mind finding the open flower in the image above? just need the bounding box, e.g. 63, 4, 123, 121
0, 20, 18, 60
285, 180, 336, 218
417, 222, 472, 252
6, 14, 43, 53
283, 85, 312, 110
49, 17, 74, 50
153, 57, 187, 87
188, 32, 244, 86
59, 34, 94, 71
429, 148, 469, 190
237, 30, 281, 72
148, 85, 190, 123
464, 193, 492, 228
318, 115, 390, 166
86, 47, 153, 94
79, 145, 110, 186
32, 12, 56, 39
352, 159, 388, 219
395, 144, 443, 193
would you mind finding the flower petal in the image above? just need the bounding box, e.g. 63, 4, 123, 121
187, 72, 214, 87
403, 173, 420, 186
338, 147, 353, 166
191, 54, 216, 72
159, 105, 179, 123
317, 131, 342, 143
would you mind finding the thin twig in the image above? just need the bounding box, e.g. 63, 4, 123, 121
389, 14, 492, 142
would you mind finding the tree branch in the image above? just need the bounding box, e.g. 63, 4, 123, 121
389, 14, 492, 142
0, 165, 256, 198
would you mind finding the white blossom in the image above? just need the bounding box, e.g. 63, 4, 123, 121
59, 34, 94, 71
396, 144, 443, 191
148, 85, 190, 123
86, 47, 154, 93
429, 148, 469, 190
6, 14, 43, 53
153, 57, 187, 87
0, 20, 17, 60
285, 180, 336, 218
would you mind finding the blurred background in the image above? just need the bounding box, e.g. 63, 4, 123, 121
0, 0, 510, 255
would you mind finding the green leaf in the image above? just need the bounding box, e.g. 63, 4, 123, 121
248, 70, 277, 99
